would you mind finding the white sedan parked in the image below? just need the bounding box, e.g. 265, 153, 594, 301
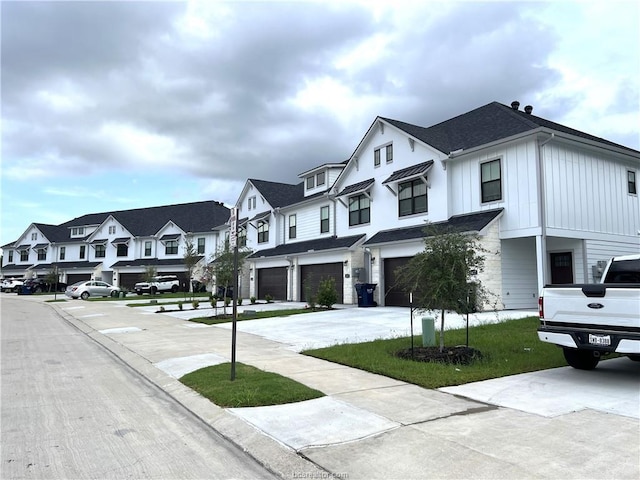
65, 280, 120, 300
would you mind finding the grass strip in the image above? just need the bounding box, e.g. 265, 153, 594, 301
189, 308, 314, 324
180, 362, 324, 408
303, 316, 567, 389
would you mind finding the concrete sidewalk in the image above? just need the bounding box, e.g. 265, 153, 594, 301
45, 297, 639, 479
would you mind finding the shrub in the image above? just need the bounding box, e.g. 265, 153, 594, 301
192, 300, 200, 309
159, 306, 165, 312
237, 297, 243, 306
224, 297, 231, 307
316, 277, 338, 309
178, 302, 183, 311
250, 296, 257, 304
265, 294, 273, 303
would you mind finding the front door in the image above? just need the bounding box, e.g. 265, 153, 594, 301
550, 252, 573, 284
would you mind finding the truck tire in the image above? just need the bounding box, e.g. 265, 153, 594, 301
151, 286, 157, 295
171, 285, 178, 293
563, 348, 600, 370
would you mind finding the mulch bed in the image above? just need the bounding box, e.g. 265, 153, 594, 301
395, 346, 483, 365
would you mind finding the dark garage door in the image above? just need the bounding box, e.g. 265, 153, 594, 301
119, 273, 144, 290
66, 273, 91, 285
300, 263, 344, 304
383, 257, 412, 307
257, 267, 288, 301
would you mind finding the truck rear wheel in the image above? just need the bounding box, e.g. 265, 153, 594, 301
563, 348, 600, 370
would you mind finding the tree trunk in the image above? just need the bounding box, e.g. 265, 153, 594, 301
440, 308, 445, 352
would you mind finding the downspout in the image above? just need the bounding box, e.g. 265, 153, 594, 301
536, 133, 554, 291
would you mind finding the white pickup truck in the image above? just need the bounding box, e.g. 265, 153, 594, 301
134, 275, 180, 295
538, 254, 640, 370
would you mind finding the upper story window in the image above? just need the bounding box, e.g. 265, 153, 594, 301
374, 148, 381, 167
197, 237, 205, 254
481, 159, 502, 203
8, 251, 13, 263
399, 179, 427, 217
71, 227, 85, 237
109, 226, 116, 235
37, 248, 46, 261
60, 246, 67, 260
320, 206, 330, 233
238, 226, 247, 247
349, 194, 370, 226
248, 196, 256, 210
31, 232, 37, 240
289, 214, 297, 239
165, 240, 178, 255
316, 172, 325, 186
116, 244, 128, 257
144, 241, 152, 256
257, 220, 269, 243
386, 144, 393, 163
307, 176, 315, 189
20, 250, 28, 261
628, 170, 637, 195
94, 245, 105, 258
80, 245, 86, 259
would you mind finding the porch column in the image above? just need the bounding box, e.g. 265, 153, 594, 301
535, 235, 547, 293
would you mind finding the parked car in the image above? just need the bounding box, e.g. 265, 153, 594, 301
23, 278, 67, 293
191, 280, 208, 293
65, 280, 120, 300
1, 278, 24, 293
134, 275, 180, 295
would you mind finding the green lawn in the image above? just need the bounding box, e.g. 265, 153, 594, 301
180, 362, 324, 408
303, 316, 567, 389
189, 308, 315, 324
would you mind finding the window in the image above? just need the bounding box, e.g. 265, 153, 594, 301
31, 232, 37, 240
481, 159, 502, 202
165, 240, 178, 255
386, 144, 393, 163
20, 250, 29, 261
71, 227, 85, 237
238, 226, 247, 247
60, 246, 66, 260
197, 237, 205, 254
37, 249, 46, 261
629, 170, 637, 195
349, 194, 370, 226
8, 251, 13, 263
116, 244, 128, 257
398, 179, 427, 217
307, 176, 315, 189
144, 241, 152, 256
316, 172, 325, 186
320, 206, 330, 233
257, 221, 269, 243
94, 245, 105, 258
374, 148, 381, 167
289, 214, 297, 239
80, 245, 86, 259
248, 196, 256, 210
108, 226, 116, 235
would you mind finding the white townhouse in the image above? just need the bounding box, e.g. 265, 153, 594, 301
239, 101, 639, 310
1, 201, 230, 290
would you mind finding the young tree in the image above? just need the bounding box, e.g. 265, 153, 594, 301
202, 239, 251, 314
396, 224, 489, 352
142, 265, 157, 283
183, 238, 200, 297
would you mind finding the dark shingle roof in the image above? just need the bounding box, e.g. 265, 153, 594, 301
111, 257, 202, 267
337, 178, 375, 197
383, 161, 434, 184
249, 234, 366, 259
364, 209, 504, 246
381, 102, 638, 154
249, 179, 305, 208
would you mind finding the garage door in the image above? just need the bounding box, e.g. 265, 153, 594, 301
300, 263, 344, 303
257, 267, 287, 301
66, 273, 91, 285
383, 257, 412, 306
119, 273, 144, 290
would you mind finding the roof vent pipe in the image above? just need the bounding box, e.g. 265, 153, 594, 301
511, 101, 520, 110
524, 105, 533, 114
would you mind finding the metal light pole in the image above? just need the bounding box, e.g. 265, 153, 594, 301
229, 207, 239, 381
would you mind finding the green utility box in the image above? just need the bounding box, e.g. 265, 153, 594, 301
422, 317, 436, 346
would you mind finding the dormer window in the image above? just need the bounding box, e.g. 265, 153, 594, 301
71, 227, 85, 237
307, 176, 315, 189
316, 172, 325, 186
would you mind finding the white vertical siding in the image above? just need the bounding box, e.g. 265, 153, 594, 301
584, 239, 640, 282
500, 237, 538, 309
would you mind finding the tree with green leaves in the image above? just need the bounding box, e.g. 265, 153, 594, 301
202, 239, 251, 314
395, 223, 490, 352
183, 237, 200, 297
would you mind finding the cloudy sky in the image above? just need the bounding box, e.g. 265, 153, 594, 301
1, 0, 638, 249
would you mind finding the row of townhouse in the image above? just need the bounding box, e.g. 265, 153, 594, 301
3, 101, 639, 309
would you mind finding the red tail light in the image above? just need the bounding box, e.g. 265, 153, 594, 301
538, 296, 544, 319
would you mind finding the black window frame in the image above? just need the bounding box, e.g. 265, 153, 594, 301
320, 206, 330, 233
94, 245, 104, 258
398, 179, 427, 217
165, 240, 178, 255
386, 144, 393, 163
289, 214, 297, 239
316, 172, 325, 186
349, 194, 371, 226
257, 220, 269, 243
197, 237, 205, 254
238, 226, 247, 247
144, 241, 152, 257
8, 251, 13, 263
306, 176, 315, 189
481, 159, 502, 203
374, 148, 381, 167
628, 170, 637, 195
37, 248, 46, 261
20, 250, 29, 261
116, 243, 128, 257
79, 245, 86, 259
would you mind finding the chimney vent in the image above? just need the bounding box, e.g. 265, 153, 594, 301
524, 105, 533, 114
511, 101, 520, 110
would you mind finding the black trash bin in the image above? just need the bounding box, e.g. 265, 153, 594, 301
355, 283, 377, 307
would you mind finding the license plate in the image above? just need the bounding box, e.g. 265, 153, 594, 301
588, 334, 611, 346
